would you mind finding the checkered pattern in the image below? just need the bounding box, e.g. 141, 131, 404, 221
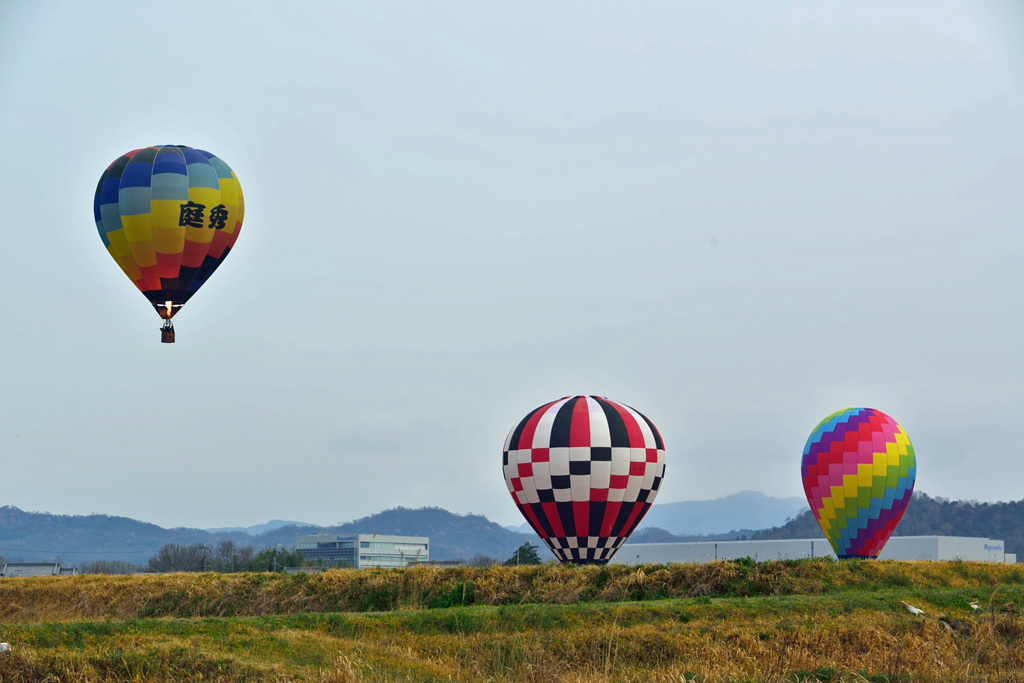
503, 396, 666, 565
801, 407, 916, 559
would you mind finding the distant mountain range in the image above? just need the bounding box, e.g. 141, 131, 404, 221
205, 520, 318, 535
0, 506, 253, 565
506, 491, 806, 537
637, 491, 807, 536
0, 492, 1020, 566
0, 506, 544, 565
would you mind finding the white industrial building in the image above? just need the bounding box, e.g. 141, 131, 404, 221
0, 562, 78, 577
611, 536, 1015, 565
296, 534, 429, 569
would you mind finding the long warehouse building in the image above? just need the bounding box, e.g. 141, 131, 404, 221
611, 536, 1015, 565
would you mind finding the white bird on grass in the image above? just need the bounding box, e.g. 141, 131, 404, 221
969, 601, 980, 611
901, 601, 925, 616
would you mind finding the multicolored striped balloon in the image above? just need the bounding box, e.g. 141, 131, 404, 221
801, 408, 916, 559
503, 396, 666, 565
94, 146, 244, 337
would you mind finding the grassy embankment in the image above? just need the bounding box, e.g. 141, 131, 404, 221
0, 560, 1021, 681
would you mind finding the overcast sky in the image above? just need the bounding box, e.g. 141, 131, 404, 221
0, 1, 1021, 530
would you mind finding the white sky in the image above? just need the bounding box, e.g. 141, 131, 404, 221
0, 1, 1021, 529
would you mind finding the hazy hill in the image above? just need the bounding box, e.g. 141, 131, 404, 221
0, 506, 250, 564
205, 520, 318, 535
753, 492, 1024, 555
627, 526, 758, 544
637, 491, 807, 536
505, 491, 806, 537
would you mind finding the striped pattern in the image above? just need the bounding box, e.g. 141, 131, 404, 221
801, 408, 916, 559
94, 145, 244, 320
503, 396, 666, 565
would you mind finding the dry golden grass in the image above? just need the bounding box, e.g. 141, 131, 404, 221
0, 560, 1021, 681
0, 559, 1019, 623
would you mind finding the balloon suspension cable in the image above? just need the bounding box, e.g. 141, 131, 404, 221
161, 319, 176, 344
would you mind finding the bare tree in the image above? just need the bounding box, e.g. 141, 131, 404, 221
467, 554, 498, 567
80, 559, 139, 575
146, 544, 208, 573
214, 541, 237, 571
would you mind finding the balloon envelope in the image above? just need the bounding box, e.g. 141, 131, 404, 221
801, 407, 916, 559
502, 395, 666, 565
94, 145, 244, 321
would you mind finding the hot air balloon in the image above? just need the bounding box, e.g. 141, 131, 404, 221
94, 145, 244, 342
801, 407, 916, 559
502, 395, 666, 565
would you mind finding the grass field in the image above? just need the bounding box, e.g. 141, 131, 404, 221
0, 559, 1021, 681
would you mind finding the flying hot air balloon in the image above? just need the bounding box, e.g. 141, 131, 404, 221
502, 395, 666, 565
801, 407, 916, 559
94, 145, 244, 342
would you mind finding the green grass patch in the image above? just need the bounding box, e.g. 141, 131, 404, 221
1, 561, 1023, 681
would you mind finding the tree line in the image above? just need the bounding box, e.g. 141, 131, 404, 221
76, 541, 547, 574
78, 541, 307, 574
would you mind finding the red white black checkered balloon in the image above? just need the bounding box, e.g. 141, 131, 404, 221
502, 395, 666, 565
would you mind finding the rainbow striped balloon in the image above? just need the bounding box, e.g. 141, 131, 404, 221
801, 408, 916, 559
94, 145, 244, 331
